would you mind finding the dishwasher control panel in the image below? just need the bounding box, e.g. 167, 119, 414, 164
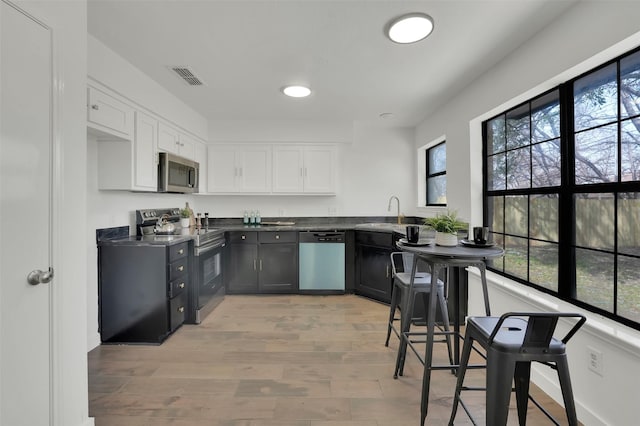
299, 232, 345, 243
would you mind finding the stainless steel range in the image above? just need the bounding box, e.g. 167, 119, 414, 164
136, 208, 225, 324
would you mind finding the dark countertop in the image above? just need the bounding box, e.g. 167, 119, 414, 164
97, 217, 439, 246
97, 234, 194, 247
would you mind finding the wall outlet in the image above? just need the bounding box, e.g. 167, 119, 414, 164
587, 346, 604, 376
277, 208, 285, 217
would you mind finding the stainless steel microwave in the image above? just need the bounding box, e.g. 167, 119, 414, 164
158, 152, 199, 193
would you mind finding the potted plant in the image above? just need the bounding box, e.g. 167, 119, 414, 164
424, 210, 468, 246
179, 207, 191, 228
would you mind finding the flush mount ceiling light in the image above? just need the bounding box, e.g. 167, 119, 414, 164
386, 13, 434, 44
282, 85, 311, 98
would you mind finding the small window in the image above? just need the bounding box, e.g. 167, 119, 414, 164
426, 142, 446, 206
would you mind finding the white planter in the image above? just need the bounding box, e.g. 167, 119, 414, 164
435, 231, 458, 247
180, 218, 190, 228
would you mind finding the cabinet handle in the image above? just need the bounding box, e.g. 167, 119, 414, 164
239, 167, 243, 177
259, 259, 263, 271
178, 248, 184, 255
300, 168, 303, 177
91, 104, 99, 110
253, 259, 256, 270
275, 234, 280, 240
179, 282, 185, 289
386, 264, 390, 278
241, 235, 246, 240
178, 265, 184, 272
304, 167, 308, 177
178, 306, 184, 313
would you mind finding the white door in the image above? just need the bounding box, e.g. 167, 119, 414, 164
1, 1, 53, 424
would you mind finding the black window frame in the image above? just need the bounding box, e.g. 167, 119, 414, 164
426, 141, 447, 207
482, 45, 640, 332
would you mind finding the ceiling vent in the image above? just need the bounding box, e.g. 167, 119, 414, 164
169, 66, 205, 86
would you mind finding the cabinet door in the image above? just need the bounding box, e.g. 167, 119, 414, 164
87, 87, 133, 140
133, 112, 158, 190
259, 243, 298, 293
208, 145, 239, 192
227, 243, 258, 293
304, 146, 336, 193
158, 122, 181, 155
87, 86, 134, 140
272, 146, 304, 193
356, 245, 393, 303
177, 132, 196, 160
239, 146, 272, 193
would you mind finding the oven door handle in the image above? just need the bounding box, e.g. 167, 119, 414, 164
194, 242, 225, 256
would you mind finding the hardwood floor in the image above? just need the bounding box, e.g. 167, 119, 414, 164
88, 294, 575, 425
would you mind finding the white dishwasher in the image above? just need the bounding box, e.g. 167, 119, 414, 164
299, 231, 345, 291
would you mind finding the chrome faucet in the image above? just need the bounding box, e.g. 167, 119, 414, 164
387, 195, 401, 224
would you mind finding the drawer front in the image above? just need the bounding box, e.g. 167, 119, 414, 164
355, 231, 393, 247
169, 242, 189, 262
168, 276, 188, 298
228, 231, 258, 244
259, 231, 297, 244
169, 258, 188, 281
169, 292, 186, 332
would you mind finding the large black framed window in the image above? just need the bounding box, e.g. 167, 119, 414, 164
483, 46, 640, 331
426, 141, 446, 206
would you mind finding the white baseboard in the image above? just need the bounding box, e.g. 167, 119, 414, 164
87, 332, 100, 352
532, 368, 607, 426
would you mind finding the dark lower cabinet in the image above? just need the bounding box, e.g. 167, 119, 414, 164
259, 237, 298, 293
355, 231, 396, 303
226, 231, 298, 294
227, 232, 259, 293
98, 241, 189, 344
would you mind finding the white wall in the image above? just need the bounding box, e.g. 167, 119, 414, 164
88, 35, 208, 141
85, 35, 418, 348
86, 123, 416, 348
415, 2, 640, 425
200, 123, 415, 218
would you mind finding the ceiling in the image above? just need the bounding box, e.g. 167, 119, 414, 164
88, 0, 578, 129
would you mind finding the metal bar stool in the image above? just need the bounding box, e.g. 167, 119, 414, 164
385, 252, 453, 376
449, 312, 586, 426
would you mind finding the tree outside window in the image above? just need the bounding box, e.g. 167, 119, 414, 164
483, 47, 640, 330
426, 142, 446, 206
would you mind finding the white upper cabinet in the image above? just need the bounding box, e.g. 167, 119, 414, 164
97, 110, 158, 192
208, 144, 272, 193
273, 145, 336, 194
87, 86, 134, 140
158, 122, 195, 160
133, 112, 158, 190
